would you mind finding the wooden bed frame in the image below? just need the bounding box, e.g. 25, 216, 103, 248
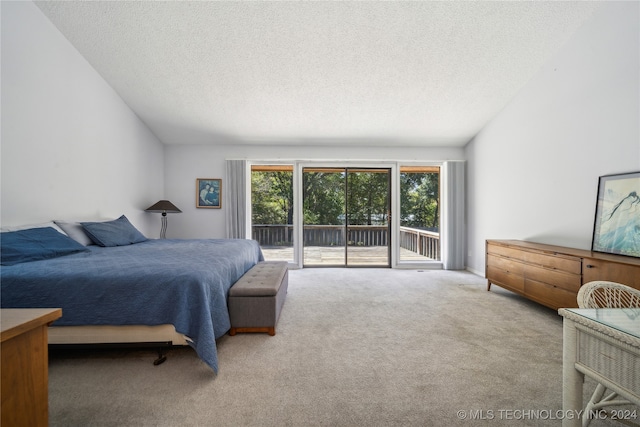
48, 325, 190, 365
48, 324, 190, 345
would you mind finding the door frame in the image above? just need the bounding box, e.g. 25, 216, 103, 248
300, 165, 392, 268
296, 161, 398, 268
248, 159, 445, 270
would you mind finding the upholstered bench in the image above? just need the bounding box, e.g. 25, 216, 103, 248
228, 261, 288, 336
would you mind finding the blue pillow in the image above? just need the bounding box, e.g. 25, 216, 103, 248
81, 215, 147, 247
1, 227, 88, 266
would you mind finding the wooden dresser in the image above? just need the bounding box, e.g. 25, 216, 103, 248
486, 240, 640, 310
1, 308, 62, 427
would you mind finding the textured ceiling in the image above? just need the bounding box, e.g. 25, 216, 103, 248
35, 1, 602, 147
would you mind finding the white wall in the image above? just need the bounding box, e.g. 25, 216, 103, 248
6, 0, 635, 259
465, 2, 640, 274
1, 1, 165, 236
164, 144, 464, 239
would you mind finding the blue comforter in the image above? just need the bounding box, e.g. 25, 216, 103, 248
0, 239, 263, 372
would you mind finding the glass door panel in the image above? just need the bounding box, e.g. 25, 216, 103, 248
302, 168, 346, 267
346, 169, 390, 266
302, 167, 390, 267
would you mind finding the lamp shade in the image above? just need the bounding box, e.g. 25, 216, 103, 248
145, 200, 182, 214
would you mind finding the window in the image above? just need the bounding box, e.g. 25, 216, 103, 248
399, 166, 440, 262
251, 165, 294, 262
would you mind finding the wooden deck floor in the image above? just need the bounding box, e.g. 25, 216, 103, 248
261, 246, 435, 266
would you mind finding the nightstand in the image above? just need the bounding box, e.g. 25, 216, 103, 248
1, 308, 62, 426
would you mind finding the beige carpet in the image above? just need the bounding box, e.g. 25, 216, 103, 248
48, 268, 632, 426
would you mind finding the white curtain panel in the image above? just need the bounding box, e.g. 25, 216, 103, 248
224, 160, 247, 239
442, 161, 466, 270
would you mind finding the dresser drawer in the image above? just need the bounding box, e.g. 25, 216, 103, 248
583, 258, 640, 288
487, 243, 525, 261
487, 266, 524, 293
524, 264, 581, 292
486, 254, 524, 276
523, 251, 581, 275
525, 279, 578, 309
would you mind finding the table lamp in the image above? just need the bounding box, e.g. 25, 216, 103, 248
145, 200, 182, 239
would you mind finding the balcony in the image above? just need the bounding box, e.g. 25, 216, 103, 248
252, 224, 440, 265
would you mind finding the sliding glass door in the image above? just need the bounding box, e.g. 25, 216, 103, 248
250, 161, 442, 268
302, 167, 390, 267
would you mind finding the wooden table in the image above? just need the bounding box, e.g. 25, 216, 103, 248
1, 308, 62, 427
558, 308, 640, 427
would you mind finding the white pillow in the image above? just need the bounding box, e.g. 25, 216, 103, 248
53, 220, 99, 246
1, 221, 67, 235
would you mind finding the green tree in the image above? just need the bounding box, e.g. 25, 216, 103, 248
347, 171, 389, 225
302, 171, 344, 225
252, 168, 439, 232
251, 171, 293, 225
400, 172, 439, 231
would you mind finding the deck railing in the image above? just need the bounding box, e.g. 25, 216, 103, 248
252, 224, 294, 247
398, 226, 440, 260
252, 224, 440, 259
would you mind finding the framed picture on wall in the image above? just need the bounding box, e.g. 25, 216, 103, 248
592, 171, 640, 258
196, 178, 222, 209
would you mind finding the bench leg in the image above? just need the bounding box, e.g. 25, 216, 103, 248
229, 328, 237, 336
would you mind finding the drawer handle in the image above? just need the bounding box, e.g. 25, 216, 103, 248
586, 264, 595, 269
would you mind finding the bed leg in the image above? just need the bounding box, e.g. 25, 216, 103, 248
153, 348, 167, 366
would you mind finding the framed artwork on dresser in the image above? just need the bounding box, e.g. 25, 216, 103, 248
196, 178, 222, 209
592, 171, 640, 258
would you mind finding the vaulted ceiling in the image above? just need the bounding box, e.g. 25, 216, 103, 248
35, 1, 602, 147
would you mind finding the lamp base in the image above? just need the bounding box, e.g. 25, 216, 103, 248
160, 214, 168, 239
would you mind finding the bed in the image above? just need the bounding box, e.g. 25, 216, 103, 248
0, 218, 263, 373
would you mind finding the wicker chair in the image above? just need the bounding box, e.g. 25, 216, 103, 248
576, 281, 640, 427
577, 280, 640, 309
